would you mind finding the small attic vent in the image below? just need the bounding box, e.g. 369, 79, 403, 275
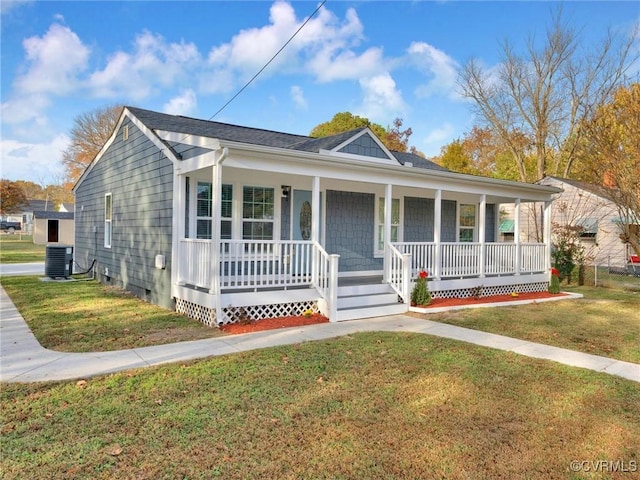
123, 125, 129, 141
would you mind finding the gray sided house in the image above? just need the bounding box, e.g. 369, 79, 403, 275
74, 107, 560, 325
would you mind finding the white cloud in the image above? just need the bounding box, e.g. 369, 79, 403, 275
408, 41, 459, 99
1, 94, 50, 125
290, 85, 307, 109
0, 134, 70, 183
205, 1, 379, 85
358, 73, 406, 121
423, 123, 455, 149
88, 31, 200, 100
16, 23, 90, 95
1, 0, 33, 16
163, 90, 197, 116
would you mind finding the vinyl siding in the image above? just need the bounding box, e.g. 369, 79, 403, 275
74, 117, 175, 309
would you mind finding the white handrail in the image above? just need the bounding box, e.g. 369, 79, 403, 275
313, 241, 339, 321
388, 243, 411, 302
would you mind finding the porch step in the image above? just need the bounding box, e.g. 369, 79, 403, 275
336, 303, 408, 322
335, 282, 407, 321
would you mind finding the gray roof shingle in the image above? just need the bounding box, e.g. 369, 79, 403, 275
127, 106, 448, 172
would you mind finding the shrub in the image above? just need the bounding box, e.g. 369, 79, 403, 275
411, 271, 431, 306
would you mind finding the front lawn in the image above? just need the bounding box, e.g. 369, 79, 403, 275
0, 276, 224, 352
1, 332, 638, 479
421, 286, 640, 363
0, 235, 45, 263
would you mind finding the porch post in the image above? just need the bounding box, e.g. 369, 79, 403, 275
209, 149, 226, 315
383, 183, 392, 283
544, 200, 552, 273
434, 189, 442, 279
479, 194, 486, 278
514, 198, 521, 275
171, 171, 184, 288
311, 176, 320, 283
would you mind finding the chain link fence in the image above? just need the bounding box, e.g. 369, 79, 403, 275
570, 263, 640, 290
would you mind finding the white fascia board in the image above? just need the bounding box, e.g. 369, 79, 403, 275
73, 108, 181, 192
155, 130, 222, 151
216, 140, 561, 201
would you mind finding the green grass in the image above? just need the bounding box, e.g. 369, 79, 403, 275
421, 285, 640, 363
1, 332, 638, 479
0, 235, 45, 263
0, 276, 224, 352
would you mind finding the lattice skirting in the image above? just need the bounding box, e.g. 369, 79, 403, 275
175, 298, 319, 327
430, 282, 548, 300
175, 298, 218, 327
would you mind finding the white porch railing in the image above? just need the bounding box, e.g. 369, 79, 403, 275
312, 241, 339, 321
485, 243, 517, 275
388, 243, 411, 302
392, 241, 547, 279
177, 239, 315, 290
220, 240, 313, 289
177, 239, 213, 288
520, 243, 547, 273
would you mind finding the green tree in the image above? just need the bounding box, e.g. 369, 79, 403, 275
0, 179, 28, 215
436, 140, 476, 175
310, 112, 417, 154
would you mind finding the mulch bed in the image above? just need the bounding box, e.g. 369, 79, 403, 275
417, 291, 568, 308
220, 313, 329, 334
220, 292, 567, 333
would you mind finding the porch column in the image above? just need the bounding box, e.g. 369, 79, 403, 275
434, 189, 442, 279
543, 200, 552, 273
514, 198, 521, 275
172, 171, 185, 288
311, 176, 320, 283
209, 149, 228, 312
383, 183, 393, 283
479, 194, 486, 278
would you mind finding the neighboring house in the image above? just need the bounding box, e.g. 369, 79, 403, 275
20, 200, 74, 236
32, 211, 75, 245
537, 176, 637, 268
504, 176, 636, 268
73, 107, 560, 325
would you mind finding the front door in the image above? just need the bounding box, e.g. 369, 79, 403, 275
292, 190, 321, 276
47, 220, 59, 243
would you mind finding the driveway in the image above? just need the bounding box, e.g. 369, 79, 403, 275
0, 262, 44, 276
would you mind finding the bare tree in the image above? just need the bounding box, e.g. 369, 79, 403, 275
458, 9, 638, 183
62, 105, 123, 185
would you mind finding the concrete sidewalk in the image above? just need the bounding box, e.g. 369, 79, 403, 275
1, 285, 638, 383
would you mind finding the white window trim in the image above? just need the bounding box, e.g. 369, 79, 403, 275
374, 195, 403, 257
458, 203, 477, 242
104, 193, 112, 248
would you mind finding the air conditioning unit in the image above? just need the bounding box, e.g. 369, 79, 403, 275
45, 245, 74, 279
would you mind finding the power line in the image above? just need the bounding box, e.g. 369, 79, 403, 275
208, 0, 327, 121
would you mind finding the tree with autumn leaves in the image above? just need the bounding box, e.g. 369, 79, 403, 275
576, 83, 640, 256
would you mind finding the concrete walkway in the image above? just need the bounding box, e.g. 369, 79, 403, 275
1, 285, 638, 383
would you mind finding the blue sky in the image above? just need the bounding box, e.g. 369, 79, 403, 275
1, 0, 638, 184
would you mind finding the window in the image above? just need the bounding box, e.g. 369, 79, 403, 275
104, 193, 112, 248
242, 186, 274, 240
376, 197, 401, 254
577, 218, 598, 241
459, 204, 476, 242
195, 182, 233, 239
196, 182, 212, 239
